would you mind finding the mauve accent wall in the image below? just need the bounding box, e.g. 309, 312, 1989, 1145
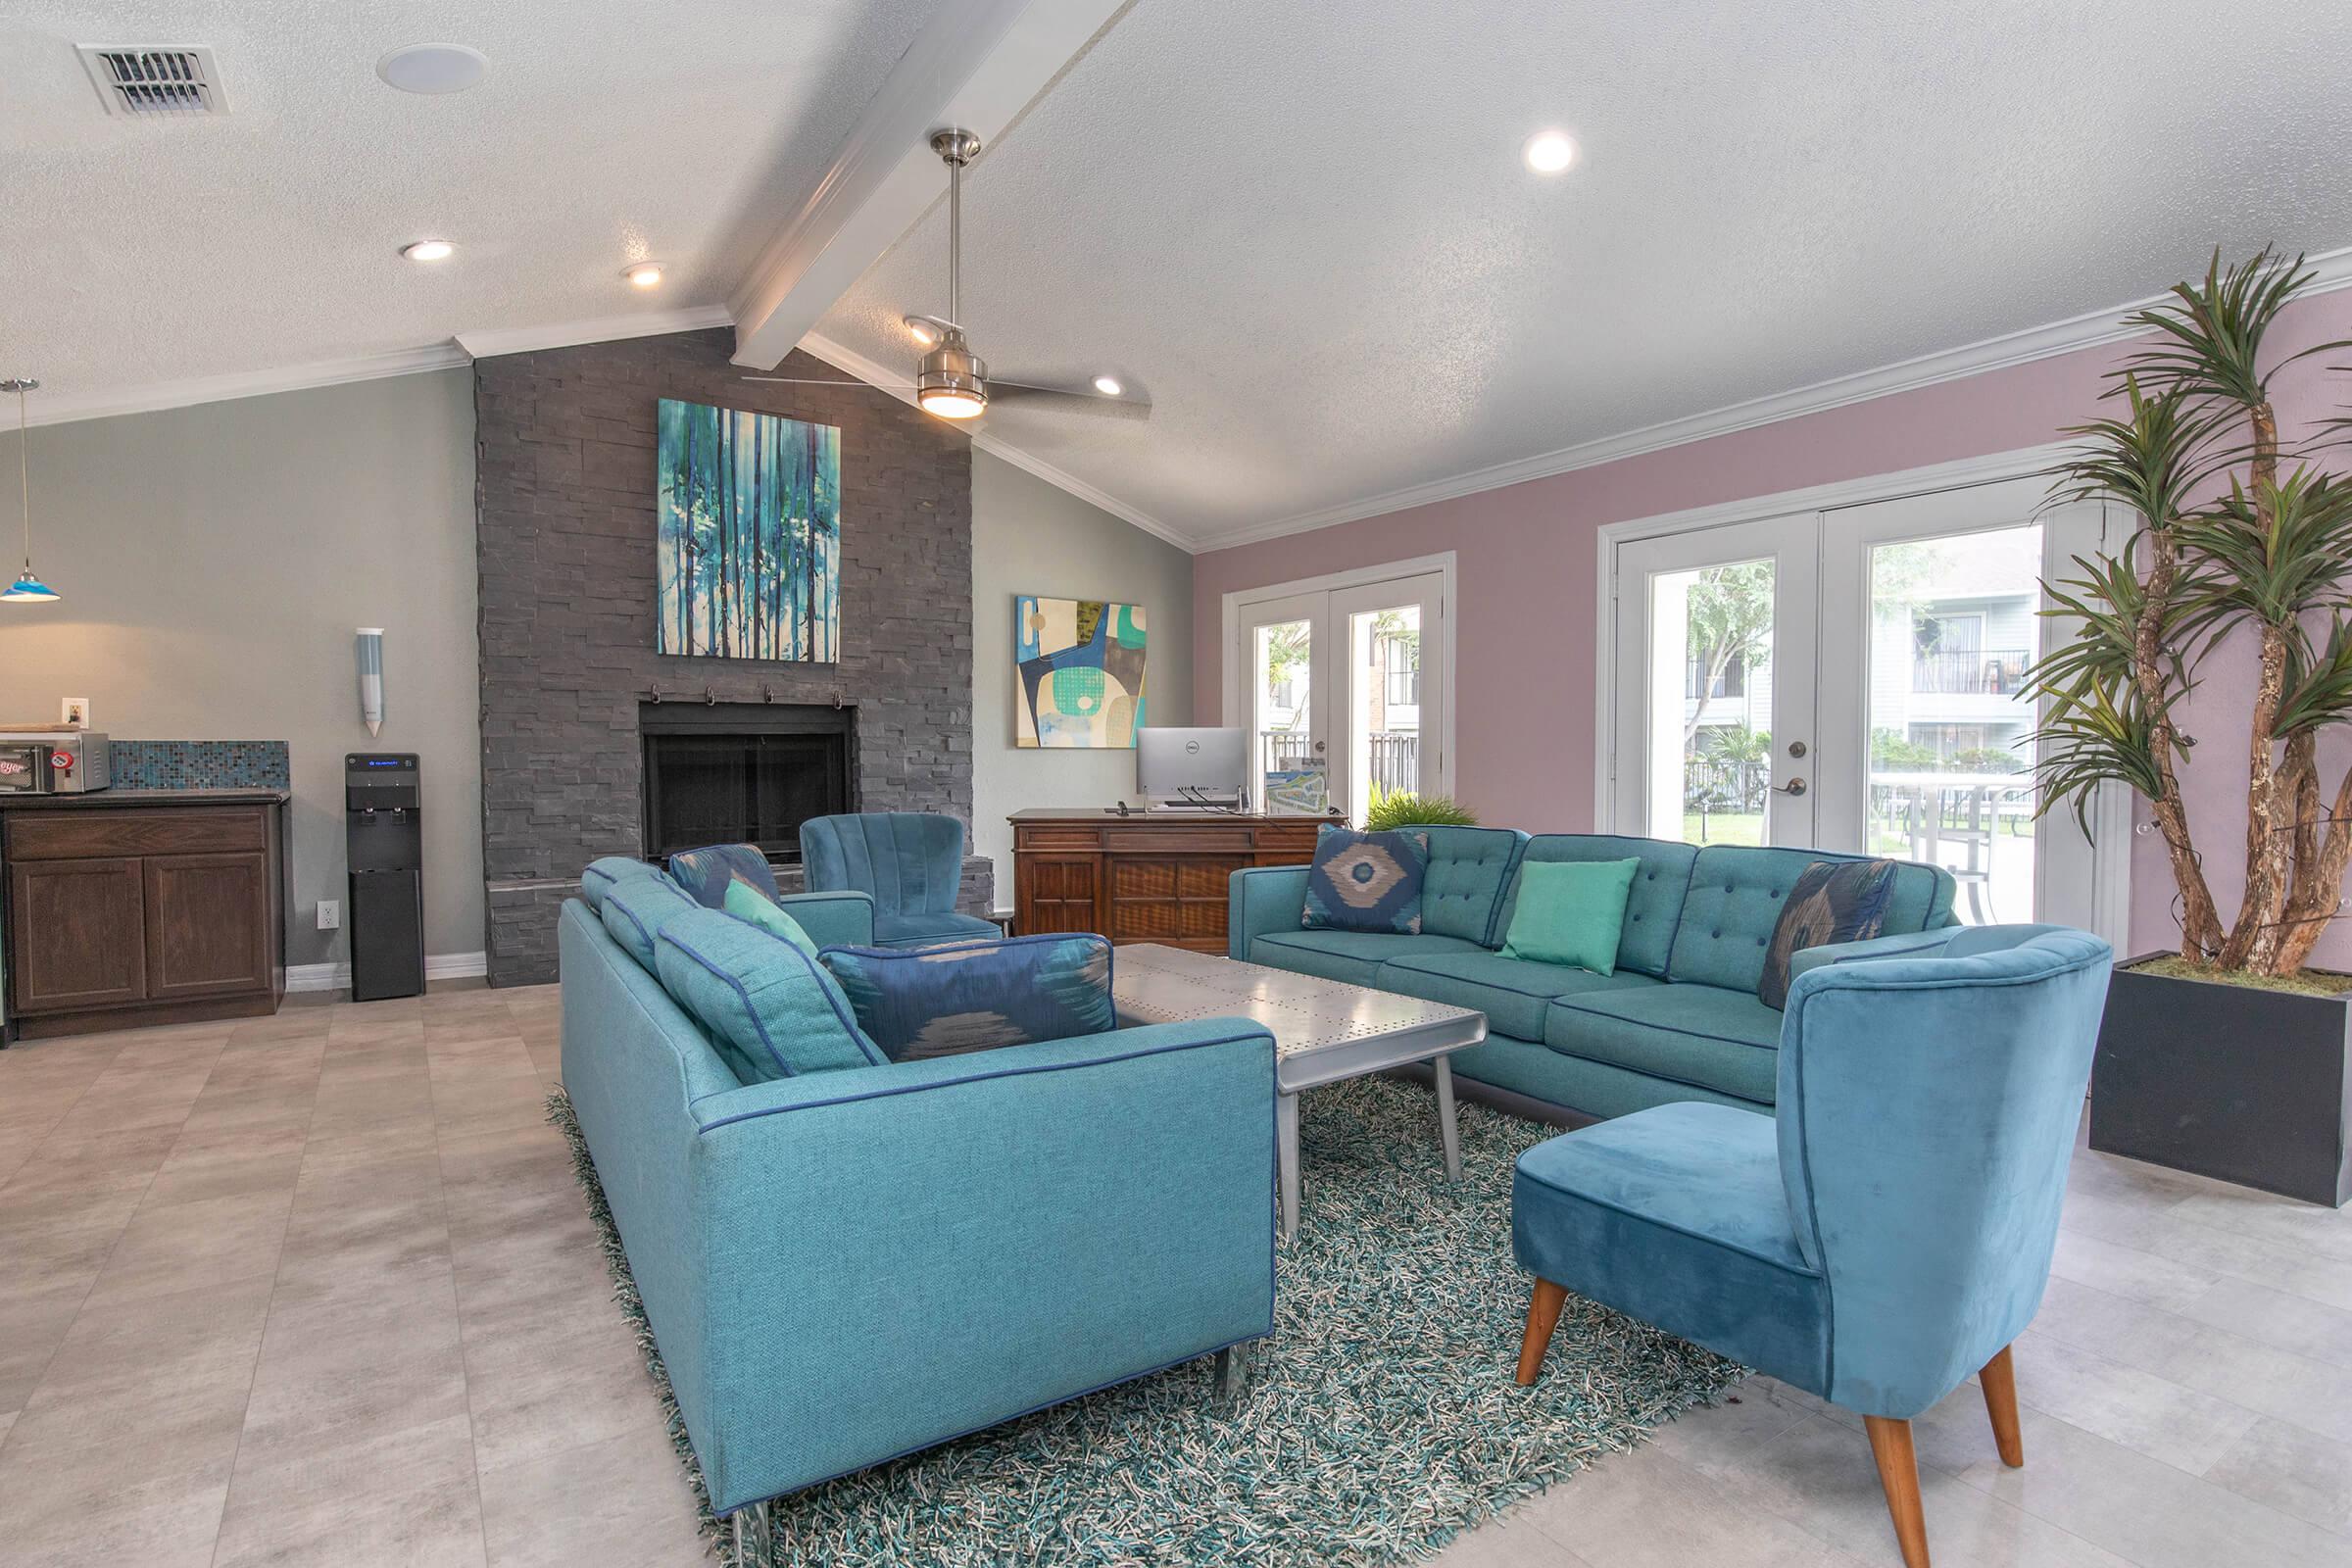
1193, 290, 2352, 968
475, 328, 984, 985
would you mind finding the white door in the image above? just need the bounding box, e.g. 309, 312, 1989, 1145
1330, 572, 1447, 825
1815, 476, 2112, 929
1609, 514, 1822, 847
1230, 569, 1451, 819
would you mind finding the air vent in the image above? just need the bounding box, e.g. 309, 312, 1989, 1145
77, 46, 227, 118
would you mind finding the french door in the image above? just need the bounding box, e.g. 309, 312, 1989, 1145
1607, 475, 2120, 935
1231, 567, 1450, 820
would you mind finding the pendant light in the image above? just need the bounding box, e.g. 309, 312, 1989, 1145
1, 378, 59, 604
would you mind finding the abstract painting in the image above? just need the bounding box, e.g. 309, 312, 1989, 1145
1015, 596, 1147, 748
657, 398, 840, 661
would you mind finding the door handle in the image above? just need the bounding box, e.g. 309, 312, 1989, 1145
1773, 778, 1808, 797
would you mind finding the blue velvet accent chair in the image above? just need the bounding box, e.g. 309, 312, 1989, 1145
799, 812, 1001, 948
1510, 926, 2113, 1568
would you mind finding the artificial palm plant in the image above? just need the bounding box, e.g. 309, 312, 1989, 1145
2032, 249, 2352, 976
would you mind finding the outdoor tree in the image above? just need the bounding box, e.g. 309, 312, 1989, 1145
1685, 563, 1774, 743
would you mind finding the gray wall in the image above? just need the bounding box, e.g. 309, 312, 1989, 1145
972, 451, 1195, 899
0, 370, 483, 968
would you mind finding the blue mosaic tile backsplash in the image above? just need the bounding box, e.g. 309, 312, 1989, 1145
108, 741, 291, 791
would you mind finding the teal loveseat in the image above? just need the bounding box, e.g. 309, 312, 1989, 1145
560, 864, 1277, 1524
1230, 829, 1959, 1122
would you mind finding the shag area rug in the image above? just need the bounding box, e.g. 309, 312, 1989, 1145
549, 1075, 1742, 1567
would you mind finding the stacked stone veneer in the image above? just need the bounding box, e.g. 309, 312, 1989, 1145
473, 328, 985, 985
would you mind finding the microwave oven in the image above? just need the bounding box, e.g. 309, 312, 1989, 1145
0, 731, 111, 794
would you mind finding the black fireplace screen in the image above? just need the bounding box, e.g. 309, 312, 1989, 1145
640, 706, 852, 863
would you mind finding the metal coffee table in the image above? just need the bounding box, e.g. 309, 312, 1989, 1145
1110, 944, 1488, 1239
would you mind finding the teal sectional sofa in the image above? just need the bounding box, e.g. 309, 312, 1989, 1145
560, 865, 1277, 1517
1230, 829, 1960, 1122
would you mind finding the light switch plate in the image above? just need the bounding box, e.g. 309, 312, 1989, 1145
60, 697, 89, 729
316, 900, 341, 931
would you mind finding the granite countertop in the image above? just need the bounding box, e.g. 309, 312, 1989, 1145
0, 787, 291, 809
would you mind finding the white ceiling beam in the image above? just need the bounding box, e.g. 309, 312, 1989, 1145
726, 0, 1129, 370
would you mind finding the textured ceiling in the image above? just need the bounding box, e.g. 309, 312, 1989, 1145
1, 0, 943, 399
813, 0, 2352, 545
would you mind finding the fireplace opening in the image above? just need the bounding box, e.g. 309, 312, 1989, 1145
640, 703, 854, 864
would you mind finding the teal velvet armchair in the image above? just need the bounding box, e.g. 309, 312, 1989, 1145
799, 811, 1001, 948
1510, 925, 2113, 1568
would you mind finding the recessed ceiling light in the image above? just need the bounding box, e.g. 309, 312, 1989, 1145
1092, 376, 1122, 397
622, 262, 664, 289
377, 43, 489, 96
1523, 130, 1578, 174
401, 239, 455, 263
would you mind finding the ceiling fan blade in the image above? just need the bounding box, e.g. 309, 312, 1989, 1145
989, 379, 1152, 419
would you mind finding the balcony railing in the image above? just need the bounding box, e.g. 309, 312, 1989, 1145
1912, 649, 2030, 695
1258, 731, 1419, 798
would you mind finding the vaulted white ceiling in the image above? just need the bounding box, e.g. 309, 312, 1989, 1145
12, 2, 2352, 552
810, 0, 2352, 546
2, 0, 944, 397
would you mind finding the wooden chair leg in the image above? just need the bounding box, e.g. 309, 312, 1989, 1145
1515, 1278, 1568, 1386
1864, 1416, 1932, 1568
1980, 1344, 2025, 1467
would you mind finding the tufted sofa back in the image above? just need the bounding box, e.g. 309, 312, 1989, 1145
1409, 826, 1528, 943
1667, 845, 1955, 993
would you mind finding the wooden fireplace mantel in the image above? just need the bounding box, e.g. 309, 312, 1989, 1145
1008, 808, 1333, 952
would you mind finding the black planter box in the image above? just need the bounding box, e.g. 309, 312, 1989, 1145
2089, 955, 2352, 1207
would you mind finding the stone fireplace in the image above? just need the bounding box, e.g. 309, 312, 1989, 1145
473, 326, 990, 985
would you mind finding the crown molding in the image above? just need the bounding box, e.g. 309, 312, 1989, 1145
1200, 245, 2352, 553
454, 304, 735, 360
797, 330, 1194, 550
16, 342, 473, 429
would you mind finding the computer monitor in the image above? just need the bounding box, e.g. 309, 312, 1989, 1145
1136, 726, 1249, 810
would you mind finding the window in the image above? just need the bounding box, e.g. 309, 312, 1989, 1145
1380, 635, 1419, 707
1686, 654, 1746, 701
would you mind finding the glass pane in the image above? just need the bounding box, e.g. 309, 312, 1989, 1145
1253, 618, 1325, 812
1347, 604, 1421, 823
1866, 525, 2041, 923
1649, 561, 1774, 846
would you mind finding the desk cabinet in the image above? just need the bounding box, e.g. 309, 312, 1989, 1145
1009, 810, 1330, 952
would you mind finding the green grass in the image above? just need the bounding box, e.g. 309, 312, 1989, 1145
1681, 811, 1764, 847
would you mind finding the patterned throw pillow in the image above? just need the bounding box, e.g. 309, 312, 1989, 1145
1758, 858, 1900, 1009
819, 934, 1115, 1061
665, 843, 781, 909
1301, 827, 1431, 934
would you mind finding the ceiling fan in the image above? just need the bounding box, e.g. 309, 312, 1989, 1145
743, 129, 1148, 421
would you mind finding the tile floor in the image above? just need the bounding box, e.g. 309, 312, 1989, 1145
2, 987, 2348, 1568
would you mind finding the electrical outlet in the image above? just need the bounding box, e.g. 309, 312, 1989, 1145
60, 697, 89, 729
316, 900, 340, 931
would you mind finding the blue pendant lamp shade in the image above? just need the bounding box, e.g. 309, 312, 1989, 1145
2, 378, 58, 604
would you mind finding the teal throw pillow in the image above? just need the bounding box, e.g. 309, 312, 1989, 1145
1301, 826, 1430, 934
653, 907, 885, 1084
820, 934, 1114, 1061
600, 873, 699, 971
723, 879, 819, 959
580, 855, 659, 912
1758, 858, 1899, 1009
1500, 858, 1639, 975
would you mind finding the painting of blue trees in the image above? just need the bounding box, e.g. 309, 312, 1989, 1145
656, 399, 840, 661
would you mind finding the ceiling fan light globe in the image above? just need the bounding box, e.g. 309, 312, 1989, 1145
915, 336, 987, 419
918, 389, 986, 419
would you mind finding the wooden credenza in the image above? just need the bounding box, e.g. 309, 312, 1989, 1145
1010, 808, 1332, 952
2, 793, 288, 1041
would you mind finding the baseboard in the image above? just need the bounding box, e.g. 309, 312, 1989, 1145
285, 951, 490, 995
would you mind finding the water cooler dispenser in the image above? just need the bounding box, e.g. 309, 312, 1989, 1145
346, 753, 425, 1002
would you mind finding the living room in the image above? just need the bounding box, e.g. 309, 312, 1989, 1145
2, 4, 2349, 1567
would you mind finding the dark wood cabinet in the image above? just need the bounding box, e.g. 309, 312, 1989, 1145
1009, 809, 1331, 953
144, 852, 273, 1000
3, 796, 286, 1040
7, 857, 148, 1011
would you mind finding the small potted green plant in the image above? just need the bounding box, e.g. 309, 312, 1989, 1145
2031, 249, 2352, 1205
1361, 786, 1479, 832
